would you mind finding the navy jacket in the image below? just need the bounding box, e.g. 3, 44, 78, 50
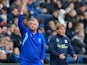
49, 34, 75, 65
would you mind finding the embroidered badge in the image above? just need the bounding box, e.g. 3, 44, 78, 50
38, 38, 41, 43
64, 40, 68, 43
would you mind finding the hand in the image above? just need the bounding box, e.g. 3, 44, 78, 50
41, 60, 44, 64
73, 54, 77, 61
20, 0, 28, 14
59, 53, 65, 59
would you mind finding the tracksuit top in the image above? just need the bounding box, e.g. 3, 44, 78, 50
18, 15, 46, 63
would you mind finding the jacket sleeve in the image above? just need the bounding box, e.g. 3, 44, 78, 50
18, 14, 28, 35
40, 34, 46, 60
49, 37, 60, 57
68, 38, 75, 56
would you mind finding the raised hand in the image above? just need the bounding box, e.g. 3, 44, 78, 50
20, 0, 28, 14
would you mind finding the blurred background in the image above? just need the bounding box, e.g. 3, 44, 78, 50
0, 0, 87, 65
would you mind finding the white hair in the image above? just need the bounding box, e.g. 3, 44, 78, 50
29, 17, 39, 26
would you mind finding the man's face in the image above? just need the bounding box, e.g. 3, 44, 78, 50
53, 11, 58, 17
12, 8, 19, 16
28, 20, 38, 31
57, 26, 66, 36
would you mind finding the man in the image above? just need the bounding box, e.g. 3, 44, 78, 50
18, 0, 46, 65
49, 23, 77, 65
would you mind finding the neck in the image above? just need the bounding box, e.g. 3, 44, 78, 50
57, 34, 64, 37
31, 30, 37, 34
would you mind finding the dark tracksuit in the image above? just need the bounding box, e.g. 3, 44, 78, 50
49, 34, 75, 65
18, 15, 46, 65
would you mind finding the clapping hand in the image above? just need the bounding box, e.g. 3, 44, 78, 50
59, 53, 65, 59
73, 54, 77, 61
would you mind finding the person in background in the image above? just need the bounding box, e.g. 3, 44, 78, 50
66, 22, 75, 39
71, 30, 86, 54
12, 47, 20, 63
10, 26, 21, 49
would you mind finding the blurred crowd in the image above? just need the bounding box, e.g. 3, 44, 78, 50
0, 0, 87, 64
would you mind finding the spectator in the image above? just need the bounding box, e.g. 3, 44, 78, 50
1, 0, 8, 7
0, 50, 7, 63
74, 0, 82, 11
12, 47, 20, 63
65, 2, 76, 14
78, 14, 85, 24
2, 36, 13, 54
58, 9, 66, 26
49, 9, 59, 22
55, 0, 64, 10
71, 30, 86, 54
10, 0, 21, 10
46, 20, 56, 36
66, 22, 75, 39
40, 0, 57, 14
0, 6, 8, 26
65, 9, 77, 27
27, 0, 39, 17
74, 22, 84, 34
7, 8, 19, 26
13, 17, 18, 26
1, 26, 9, 36
77, 4, 86, 15
10, 27, 21, 49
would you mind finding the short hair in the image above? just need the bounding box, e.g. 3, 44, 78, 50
28, 17, 39, 25
56, 23, 65, 30
29, 17, 38, 22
